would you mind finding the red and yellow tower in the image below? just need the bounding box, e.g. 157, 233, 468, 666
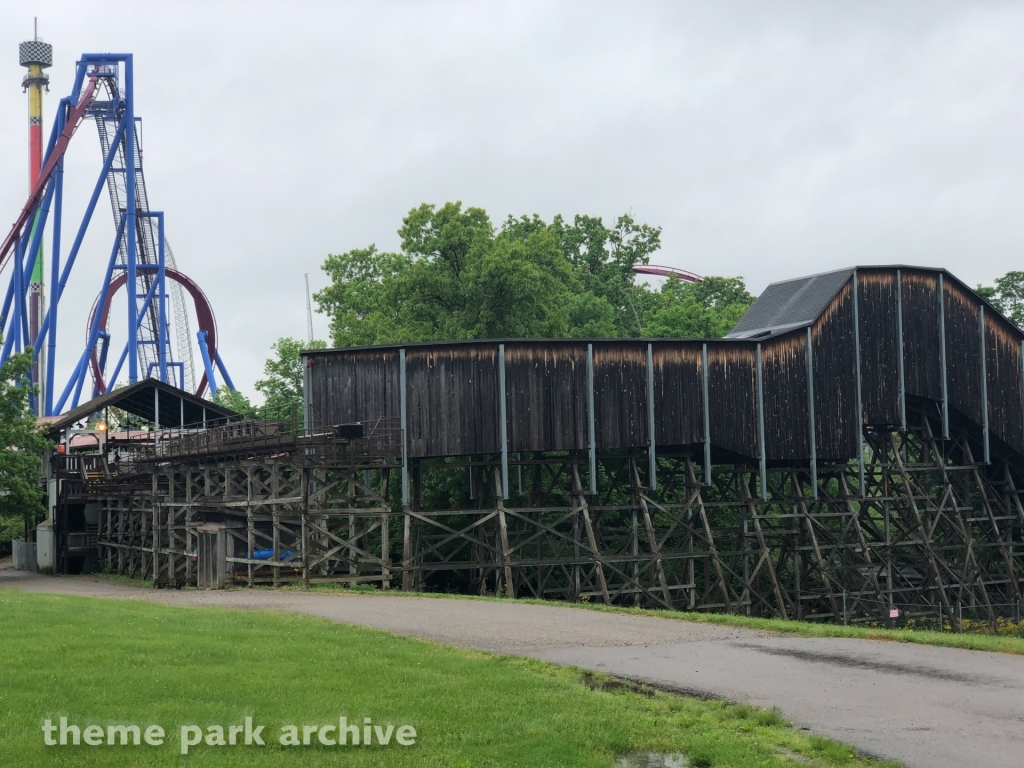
19, 26, 52, 412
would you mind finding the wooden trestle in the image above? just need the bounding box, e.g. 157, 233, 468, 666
90, 403, 1024, 624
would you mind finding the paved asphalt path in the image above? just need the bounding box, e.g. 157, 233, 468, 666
3, 568, 1023, 768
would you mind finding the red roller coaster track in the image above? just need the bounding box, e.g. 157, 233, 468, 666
88, 269, 220, 398
632, 264, 703, 282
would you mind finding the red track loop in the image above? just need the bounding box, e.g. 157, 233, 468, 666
88, 268, 219, 397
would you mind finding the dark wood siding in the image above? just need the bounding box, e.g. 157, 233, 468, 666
706, 344, 758, 459
900, 270, 943, 403
303, 268, 1024, 466
985, 315, 1024, 453
812, 280, 859, 461
760, 331, 810, 461
652, 343, 704, 448
308, 349, 400, 426
406, 344, 500, 458
857, 269, 902, 427
593, 343, 648, 449
506, 342, 587, 453
943, 280, 983, 425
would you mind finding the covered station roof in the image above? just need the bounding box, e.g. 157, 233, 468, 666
42, 379, 237, 435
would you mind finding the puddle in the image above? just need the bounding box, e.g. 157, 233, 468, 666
616, 753, 690, 768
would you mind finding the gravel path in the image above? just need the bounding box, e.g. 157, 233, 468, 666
4, 568, 1023, 768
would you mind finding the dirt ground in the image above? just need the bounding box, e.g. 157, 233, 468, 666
3, 567, 1022, 768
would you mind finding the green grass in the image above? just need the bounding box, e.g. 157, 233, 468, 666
89, 571, 1024, 656
0, 588, 896, 767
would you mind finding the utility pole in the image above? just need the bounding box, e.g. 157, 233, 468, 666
305, 273, 314, 343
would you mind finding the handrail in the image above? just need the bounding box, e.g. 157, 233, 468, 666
123, 402, 402, 463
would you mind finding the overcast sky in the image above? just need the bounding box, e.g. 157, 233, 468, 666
1, 1, 1022, 399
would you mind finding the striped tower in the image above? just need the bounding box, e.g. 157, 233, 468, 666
20, 26, 52, 414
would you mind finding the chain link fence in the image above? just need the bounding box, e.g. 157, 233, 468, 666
833, 594, 1023, 637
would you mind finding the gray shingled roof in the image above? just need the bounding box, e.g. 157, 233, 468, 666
727, 268, 854, 338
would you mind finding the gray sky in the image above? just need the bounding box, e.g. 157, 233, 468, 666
1, 1, 1022, 399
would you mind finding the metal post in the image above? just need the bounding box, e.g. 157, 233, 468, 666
499, 344, 508, 499
843, 590, 848, 626
154, 386, 160, 452
400, 348, 409, 506
805, 328, 817, 497
646, 343, 656, 490
302, 353, 310, 432
939, 273, 949, 439
896, 269, 907, 431
702, 343, 711, 486
1020, 341, 1024, 442
980, 306, 990, 464
756, 342, 767, 500
852, 272, 865, 494
587, 343, 596, 495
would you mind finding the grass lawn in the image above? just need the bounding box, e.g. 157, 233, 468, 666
0, 588, 897, 768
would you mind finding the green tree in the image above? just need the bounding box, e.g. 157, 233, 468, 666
643, 276, 755, 338
0, 349, 51, 549
255, 337, 327, 411
317, 246, 412, 347
978, 271, 1024, 327
550, 213, 663, 336
316, 202, 753, 345
211, 387, 254, 418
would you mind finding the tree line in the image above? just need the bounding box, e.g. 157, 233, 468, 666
242, 203, 1024, 413
229, 202, 756, 414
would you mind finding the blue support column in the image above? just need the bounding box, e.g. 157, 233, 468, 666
124, 56, 139, 383
155, 212, 168, 383
1, 224, 36, 358
197, 331, 218, 395
20, 180, 56, 297
97, 271, 163, 396
214, 355, 236, 391
104, 345, 130, 393
11, 241, 24, 354
32, 115, 128, 356
54, 216, 130, 413
46, 147, 64, 415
